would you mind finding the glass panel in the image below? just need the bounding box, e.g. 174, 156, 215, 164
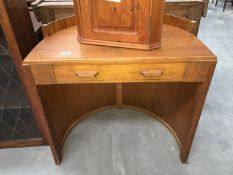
0, 26, 41, 142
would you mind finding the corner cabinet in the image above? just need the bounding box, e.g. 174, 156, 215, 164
74, 0, 165, 50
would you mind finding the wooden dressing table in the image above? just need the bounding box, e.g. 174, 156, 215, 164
23, 18, 216, 165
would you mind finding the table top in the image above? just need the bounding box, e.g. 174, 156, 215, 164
24, 25, 216, 65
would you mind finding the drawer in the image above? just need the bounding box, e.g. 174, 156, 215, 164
54, 65, 116, 83
53, 63, 186, 83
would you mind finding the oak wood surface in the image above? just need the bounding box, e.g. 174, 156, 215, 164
24, 26, 215, 65
52, 63, 186, 84
23, 23, 216, 165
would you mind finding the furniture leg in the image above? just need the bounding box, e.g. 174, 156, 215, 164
24, 65, 62, 165
180, 62, 216, 162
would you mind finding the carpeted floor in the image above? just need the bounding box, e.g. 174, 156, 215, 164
0, 3, 232, 175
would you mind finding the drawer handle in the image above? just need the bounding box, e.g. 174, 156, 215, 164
140, 69, 163, 77
76, 71, 99, 78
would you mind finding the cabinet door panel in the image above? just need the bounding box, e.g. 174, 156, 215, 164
92, 0, 137, 30
79, 0, 149, 43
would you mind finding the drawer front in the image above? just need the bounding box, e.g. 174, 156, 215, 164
53, 63, 186, 83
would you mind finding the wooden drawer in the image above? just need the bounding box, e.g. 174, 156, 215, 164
53, 63, 186, 83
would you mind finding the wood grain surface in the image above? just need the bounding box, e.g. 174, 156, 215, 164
24, 26, 215, 65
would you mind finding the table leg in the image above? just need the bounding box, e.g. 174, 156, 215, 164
24, 65, 62, 165
180, 63, 216, 163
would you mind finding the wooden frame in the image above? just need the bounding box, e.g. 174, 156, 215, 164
0, 138, 45, 149
0, 0, 47, 147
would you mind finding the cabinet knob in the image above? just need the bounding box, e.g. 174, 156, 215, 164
140, 69, 163, 77
76, 71, 99, 78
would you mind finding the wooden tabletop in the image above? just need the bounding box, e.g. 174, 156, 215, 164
24, 25, 216, 65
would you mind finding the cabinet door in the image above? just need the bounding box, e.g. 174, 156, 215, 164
77, 0, 150, 44
92, 0, 136, 29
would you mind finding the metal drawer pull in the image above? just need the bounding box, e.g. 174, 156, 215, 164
140, 69, 163, 77
76, 71, 99, 78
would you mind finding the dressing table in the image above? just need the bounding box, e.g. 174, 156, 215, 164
23, 16, 216, 165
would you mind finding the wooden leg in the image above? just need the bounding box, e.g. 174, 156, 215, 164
24, 65, 62, 165
179, 63, 216, 163
179, 83, 209, 163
